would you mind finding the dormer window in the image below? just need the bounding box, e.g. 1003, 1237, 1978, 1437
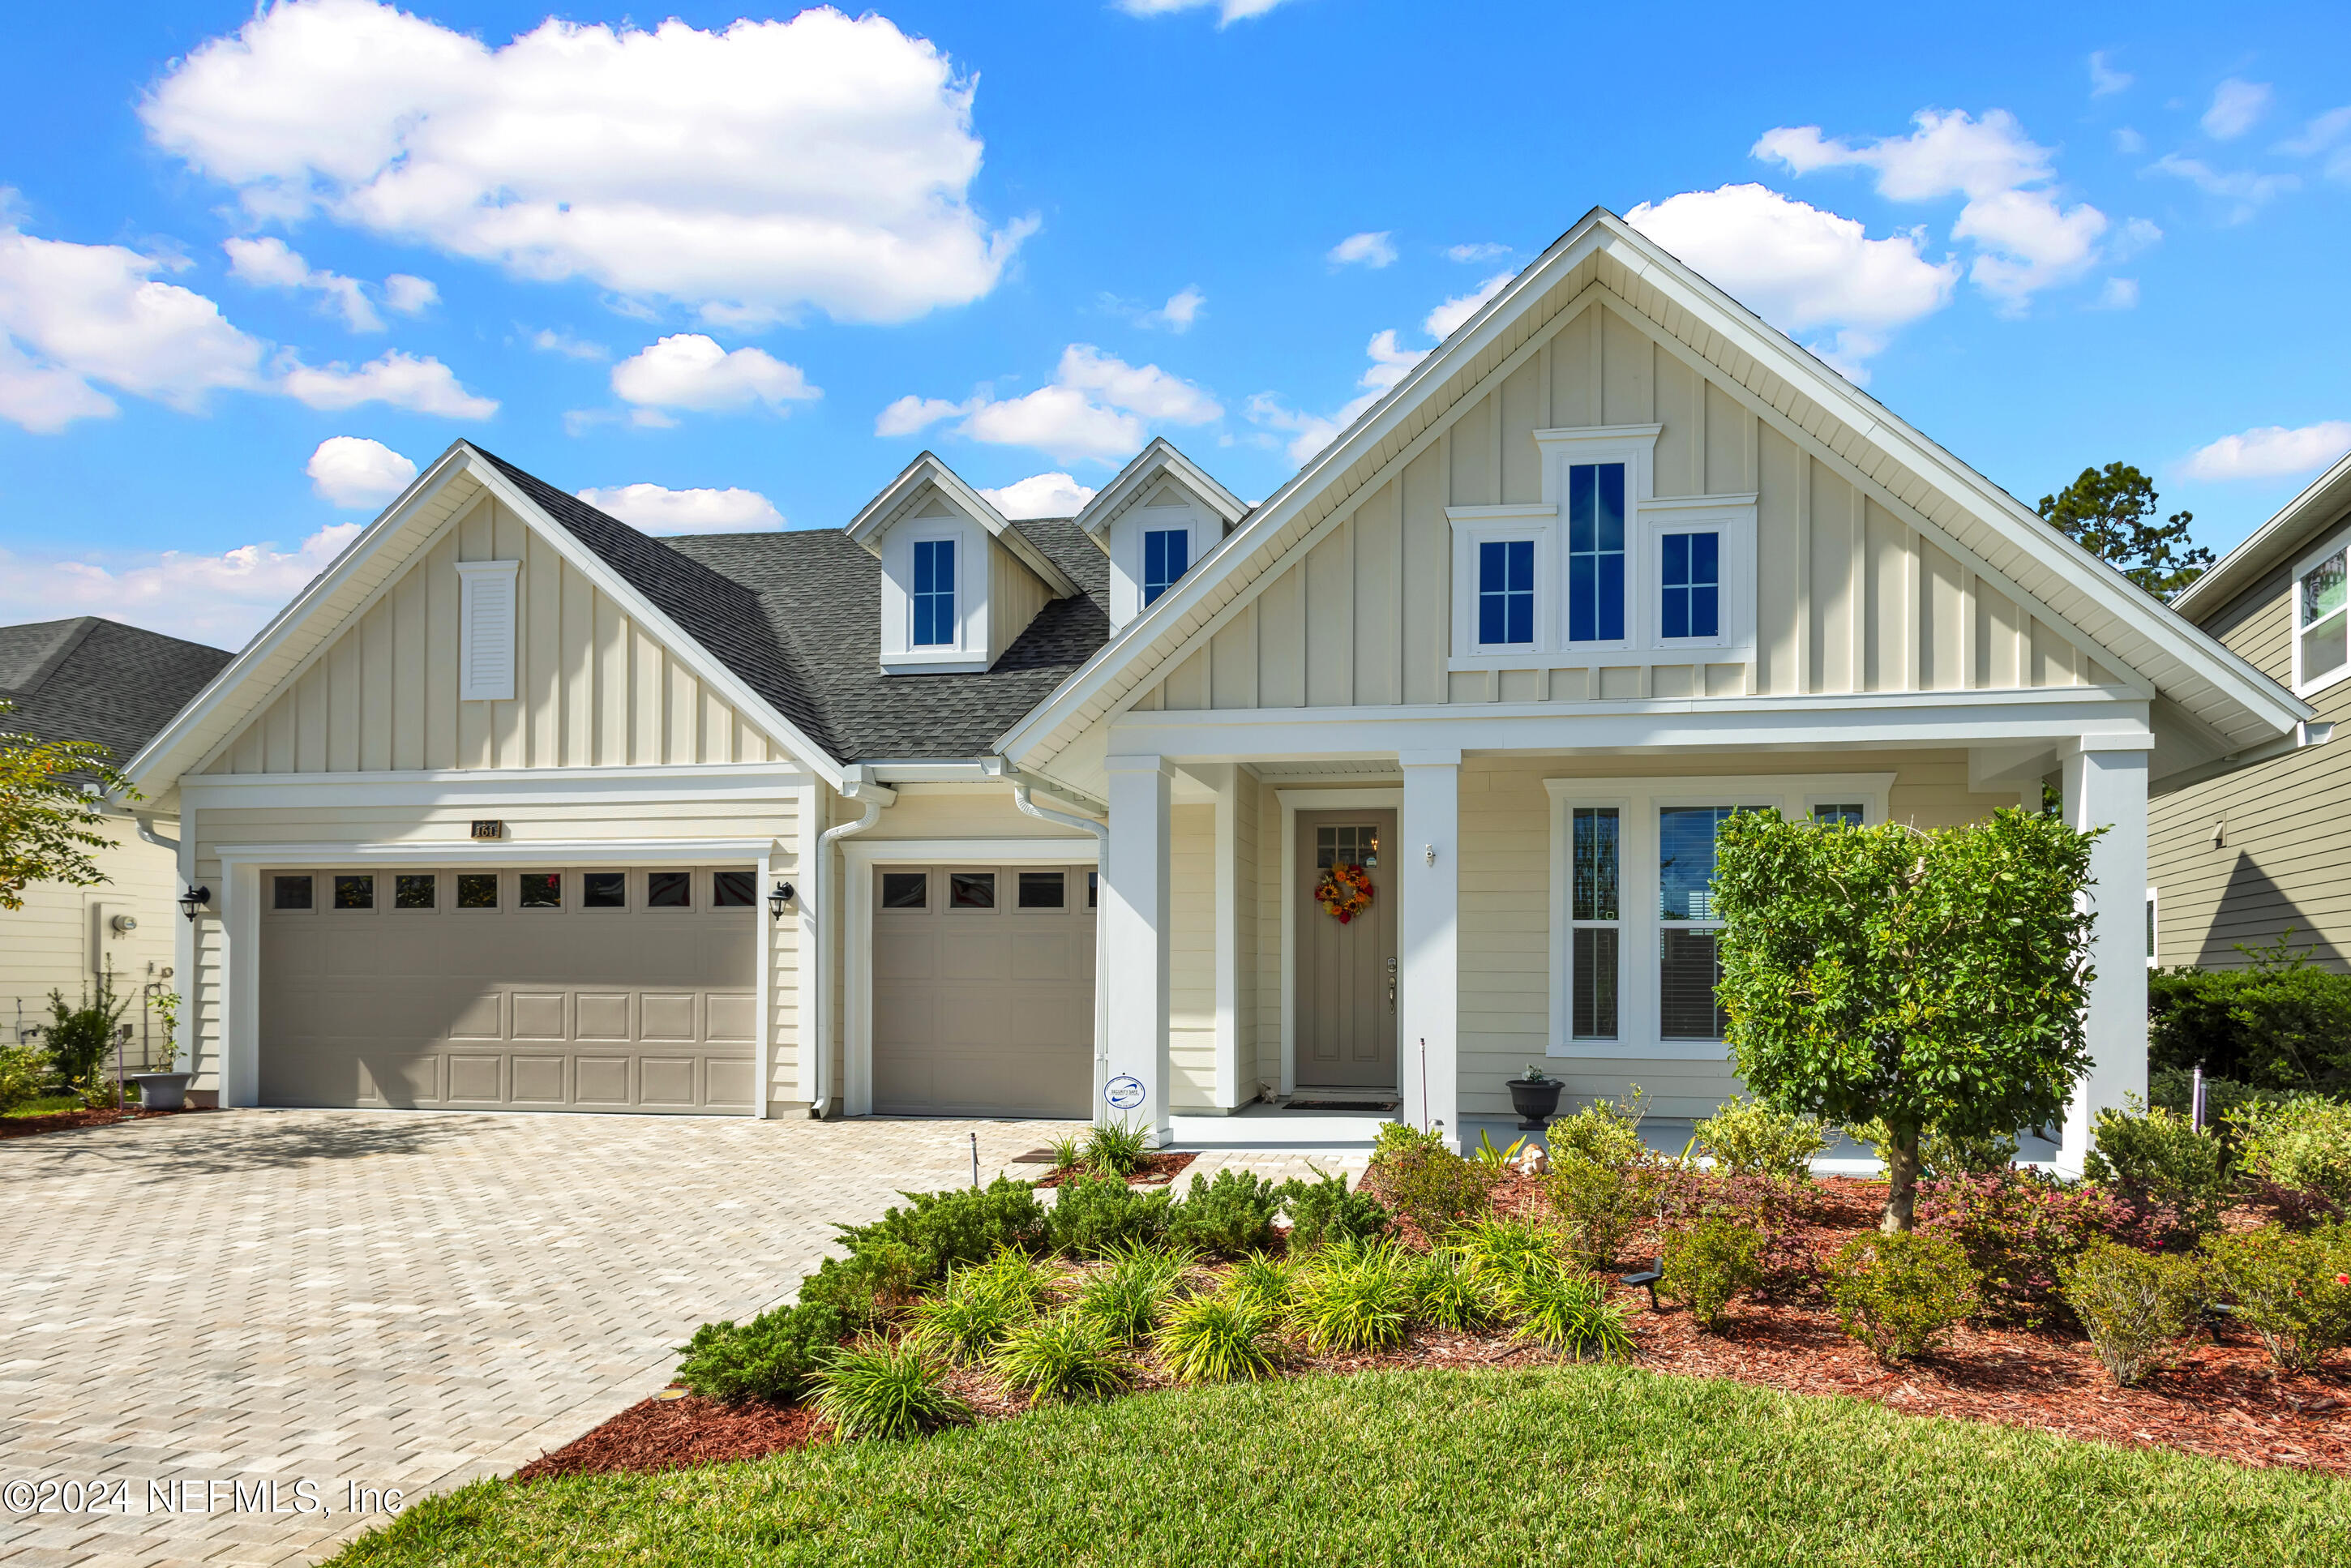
912, 538, 957, 646
1142, 527, 1190, 606
2294, 529, 2349, 697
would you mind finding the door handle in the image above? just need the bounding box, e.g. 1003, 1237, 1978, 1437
1386, 956, 1397, 1013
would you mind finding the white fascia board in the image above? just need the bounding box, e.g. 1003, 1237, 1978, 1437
126, 440, 483, 797
1075, 439, 1248, 541
213, 838, 777, 868
838, 837, 1098, 865
2173, 448, 2351, 619
180, 762, 812, 812
460, 452, 850, 790
1105, 689, 2154, 763
845, 451, 1081, 598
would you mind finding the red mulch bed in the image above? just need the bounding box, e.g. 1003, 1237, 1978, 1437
516, 1394, 829, 1481
0, 1105, 208, 1140
1030, 1150, 1197, 1189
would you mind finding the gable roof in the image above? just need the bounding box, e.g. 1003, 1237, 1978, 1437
2171, 448, 2351, 624
1072, 438, 1248, 542
996, 207, 2310, 772
844, 450, 1082, 598
0, 617, 230, 767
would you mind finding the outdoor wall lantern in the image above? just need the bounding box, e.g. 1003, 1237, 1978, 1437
178, 885, 211, 922
768, 880, 796, 921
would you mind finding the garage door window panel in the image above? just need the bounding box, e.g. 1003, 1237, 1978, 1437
456, 872, 499, 910
949, 871, 996, 910
712, 871, 756, 907
333, 874, 375, 910
274, 875, 315, 911
394, 873, 437, 911
647, 871, 692, 909
880, 871, 929, 910
1017, 870, 1066, 910
584, 872, 627, 909
520, 872, 562, 909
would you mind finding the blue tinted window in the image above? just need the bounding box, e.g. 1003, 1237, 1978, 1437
1143, 528, 1189, 606
1475, 538, 1535, 645
912, 538, 955, 647
1567, 462, 1625, 642
1660, 529, 1719, 639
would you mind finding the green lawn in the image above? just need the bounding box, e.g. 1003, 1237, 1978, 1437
334, 1366, 2351, 1567
2, 1095, 83, 1117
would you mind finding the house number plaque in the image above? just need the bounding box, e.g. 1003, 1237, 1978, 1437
470, 820, 504, 841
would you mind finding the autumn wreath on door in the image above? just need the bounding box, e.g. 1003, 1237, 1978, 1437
1314, 863, 1375, 924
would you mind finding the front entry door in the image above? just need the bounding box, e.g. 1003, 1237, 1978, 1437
1294, 809, 1399, 1089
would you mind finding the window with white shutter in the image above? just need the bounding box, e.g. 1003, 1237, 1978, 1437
456, 560, 520, 701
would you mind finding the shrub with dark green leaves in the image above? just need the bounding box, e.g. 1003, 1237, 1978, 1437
0, 1043, 50, 1110
798, 1178, 1049, 1321
1166, 1169, 1282, 1257
2230, 1097, 2351, 1219
1370, 1122, 1450, 1161
2149, 933, 2351, 1094
2084, 1100, 2233, 1237
1543, 1155, 1655, 1270
2201, 1222, 2351, 1373
1662, 1218, 1766, 1332
1917, 1170, 2141, 1328
812, 1343, 967, 1440
2060, 1239, 2201, 1387
992, 1311, 1131, 1403
1825, 1232, 1977, 1364
1156, 1295, 1280, 1385
673, 1302, 844, 1406
1372, 1142, 1500, 1241
1693, 1096, 1831, 1180
1046, 1172, 1174, 1257
41, 983, 130, 1090
1277, 1171, 1390, 1251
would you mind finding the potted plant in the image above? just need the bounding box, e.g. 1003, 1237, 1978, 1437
1505, 1063, 1564, 1130
128, 988, 195, 1112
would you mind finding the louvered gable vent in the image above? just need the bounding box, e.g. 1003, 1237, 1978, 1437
456, 560, 520, 701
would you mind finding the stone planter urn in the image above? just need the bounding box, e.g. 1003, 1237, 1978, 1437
1505, 1072, 1564, 1131
128, 1072, 194, 1111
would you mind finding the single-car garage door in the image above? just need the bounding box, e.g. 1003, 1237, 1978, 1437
259, 866, 758, 1114
871, 863, 1094, 1118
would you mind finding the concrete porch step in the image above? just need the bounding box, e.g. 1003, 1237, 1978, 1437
1166, 1110, 1394, 1152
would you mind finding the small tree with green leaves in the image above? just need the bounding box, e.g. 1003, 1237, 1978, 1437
1, 700, 135, 912
2037, 462, 2212, 601
1713, 808, 2099, 1233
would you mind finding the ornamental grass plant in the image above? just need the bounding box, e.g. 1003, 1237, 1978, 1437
992, 1311, 1133, 1403
1221, 1252, 1297, 1317
1493, 1257, 1635, 1360
903, 1257, 1043, 1366
1156, 1294, 1282, 1385
1075, 1241, 1195, 1344
1290, 1239, 1416, 1354
1408, 1249, 1498, 1333
812, 1343, 968, 1441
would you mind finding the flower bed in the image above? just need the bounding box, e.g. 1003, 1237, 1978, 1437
0, 1105, 204, 1140
1030, 1150, 1196, 1189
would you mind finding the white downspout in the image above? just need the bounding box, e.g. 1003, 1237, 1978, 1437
812, 769, 893, 1118
1010, 779, 1111, 1114
133, 814, 179, 855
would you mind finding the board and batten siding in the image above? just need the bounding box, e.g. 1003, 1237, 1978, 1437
2152, 562, 2351, 972
1131, 302, 2101, 718
202, 496, 773, 776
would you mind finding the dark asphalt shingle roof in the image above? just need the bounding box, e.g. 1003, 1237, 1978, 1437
477, 448, 1109, 764
0, 617, 233, 767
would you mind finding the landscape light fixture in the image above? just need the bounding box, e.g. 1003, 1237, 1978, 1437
178, 885, 211, 922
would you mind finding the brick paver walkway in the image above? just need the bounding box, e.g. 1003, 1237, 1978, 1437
0, 1108, 1067, 1567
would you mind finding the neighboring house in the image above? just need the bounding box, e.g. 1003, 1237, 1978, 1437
1, 616, 233, 1058
2150, 451, 2351, 972
125, 209, 2304, 1169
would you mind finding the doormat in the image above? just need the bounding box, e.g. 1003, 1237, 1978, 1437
1280, 1099, 1397, 1112
1008, 1148, 1061, 1164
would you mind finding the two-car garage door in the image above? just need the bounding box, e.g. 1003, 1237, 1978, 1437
259, 865, 757, 1114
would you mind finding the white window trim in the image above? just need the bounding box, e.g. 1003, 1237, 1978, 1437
881, 518, 990, 674
1544, 773, 1894, 1060
1450, 520, 1552, 657
1638, 495, 1758, 656
1110, 498, 1216, 628
456, 559, 519, 702
2289, 521, 2351, 699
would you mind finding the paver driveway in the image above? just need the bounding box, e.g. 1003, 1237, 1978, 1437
1, 1107, 1068, 1567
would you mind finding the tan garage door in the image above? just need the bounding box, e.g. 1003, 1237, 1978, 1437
259, 866, 758, 1114
871, 863, 1094, 1118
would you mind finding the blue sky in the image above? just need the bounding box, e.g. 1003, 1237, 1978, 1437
1, 0, 2345, 648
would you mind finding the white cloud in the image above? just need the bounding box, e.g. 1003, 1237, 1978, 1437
1424, 272, 1512, 340
878, 344, 1219, 465
2277, 107, 2351, 182
530, 327, 607, 360
142, 0, 1031, 327
2088, 52, 2133, 98
306, 435, 416, 507
1950, 190, 2108, 310
980, 472, 1098, 518
1625, 185, 1958, 379
1115, 0, 1297, 24
1247, 328, 1428, 465
383, 273, 436, 315
2113, 126, 2147, 154
2093, 277, 2139, 310
1445, 242, 1510, 263
1327, 230, 1398, 268
2182, 421, 2351, 481
574, 482, 783, 533
2148, 154, 2300, 221
0, 524, 363, 647
2202, 79, 2272, 140
224, 235, 386, 330
1141, 286, 1205, 332
280, 349, 499, 417
610, 334, 819, 426
0, 212, 265, 431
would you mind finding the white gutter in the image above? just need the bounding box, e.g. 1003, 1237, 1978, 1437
133, 813, 179, 854
811, 767, 895, 1117
1009, 776, 1111, 1120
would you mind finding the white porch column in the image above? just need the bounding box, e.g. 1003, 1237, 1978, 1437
1398, 749, 1461, 1145
2058, 741, 2151, 1176
1103, 754, 1175, 1142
